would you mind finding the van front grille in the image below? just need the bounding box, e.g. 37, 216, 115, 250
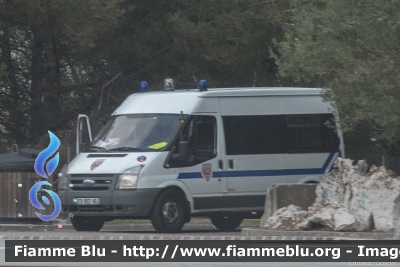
68, 174, 116, 191
70, 174, 114, 178
71, 187, 109, 191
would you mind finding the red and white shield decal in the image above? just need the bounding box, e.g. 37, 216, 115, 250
90, 159, 105, 171
201, 163, 212, 181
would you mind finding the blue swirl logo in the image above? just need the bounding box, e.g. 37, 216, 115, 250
29, 131, 62, 221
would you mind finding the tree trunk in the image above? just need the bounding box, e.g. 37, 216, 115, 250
1, 26, 25, 144
42, 35, 61, 134
30, 27, 46, 141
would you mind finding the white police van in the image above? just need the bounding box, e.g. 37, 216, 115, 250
58, 79, 344, 232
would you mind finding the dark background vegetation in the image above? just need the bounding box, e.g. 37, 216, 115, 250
0, 0, 398, 155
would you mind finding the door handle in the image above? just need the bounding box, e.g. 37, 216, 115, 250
218, 160, 223, 170
228, 159, 234, 169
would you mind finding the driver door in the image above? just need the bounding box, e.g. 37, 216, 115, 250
167, 114, 226, 210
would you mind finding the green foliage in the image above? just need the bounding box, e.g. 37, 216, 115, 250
0, 0, 124, 143
0, 0, 302, 145
104, 0, 290, 91
273, 0, 400, 153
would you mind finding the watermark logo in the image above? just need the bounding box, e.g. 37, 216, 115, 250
29, 131, 62, 221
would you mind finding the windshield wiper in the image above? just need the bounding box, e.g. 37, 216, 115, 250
87, 146, 109, 152
108, 147, 143, 152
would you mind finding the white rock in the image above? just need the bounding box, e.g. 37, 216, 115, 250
263, 157, 400, 232
333, 208, 356, 231
351, 165, 400, 231
297, 204, 361, 231
263, 205, 307, 230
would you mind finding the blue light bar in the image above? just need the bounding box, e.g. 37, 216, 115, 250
140, 81, 148, 92
199, 80, 207, 91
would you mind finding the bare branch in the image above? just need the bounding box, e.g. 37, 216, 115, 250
96, 72, 122, 115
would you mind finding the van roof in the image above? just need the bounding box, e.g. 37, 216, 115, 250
190, 87, 323, 97
112, 87, 326, 116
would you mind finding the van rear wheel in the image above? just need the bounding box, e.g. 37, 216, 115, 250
209, 213, 244, 231
71, 217, 104, 231
150, 189, 186, 233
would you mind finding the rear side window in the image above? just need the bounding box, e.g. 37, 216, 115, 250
285, 114, 338, 152
223, 114, 339, 155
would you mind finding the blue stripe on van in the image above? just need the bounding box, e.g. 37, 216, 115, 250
322, 152, 335, 171
177, 152, 336, 179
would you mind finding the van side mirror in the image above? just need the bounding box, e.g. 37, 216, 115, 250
179, 141, 189, 162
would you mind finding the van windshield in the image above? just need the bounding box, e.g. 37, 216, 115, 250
86, 114, 183, 152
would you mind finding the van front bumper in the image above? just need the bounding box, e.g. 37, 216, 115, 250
58, 188, 161, 218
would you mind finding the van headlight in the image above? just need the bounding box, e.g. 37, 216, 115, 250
116, 166, 142, 190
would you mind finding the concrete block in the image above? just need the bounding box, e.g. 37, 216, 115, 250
260, 183, 317, 227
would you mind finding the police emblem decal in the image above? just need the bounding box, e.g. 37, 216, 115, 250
90, 159, 105, 171
201, 163, 212, 181
137, 156, 146, 162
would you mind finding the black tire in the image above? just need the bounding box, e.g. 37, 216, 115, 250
209, 213, 244, 231
71, 217, 104, 231
150, 189, 186, 233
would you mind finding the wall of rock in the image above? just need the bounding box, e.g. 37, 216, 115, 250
263, 158, 400, 232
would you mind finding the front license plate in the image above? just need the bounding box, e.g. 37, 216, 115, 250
74, 198, 100, 205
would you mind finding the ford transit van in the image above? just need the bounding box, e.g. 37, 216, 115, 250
58, 79, 344, 232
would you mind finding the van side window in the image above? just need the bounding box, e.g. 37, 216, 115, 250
285, 114, 338, 152
223, 115, 285, 155
223, 114, 339, 155
165, 115, 217, 168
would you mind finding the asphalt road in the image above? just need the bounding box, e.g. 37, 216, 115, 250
0, 223, 242, 236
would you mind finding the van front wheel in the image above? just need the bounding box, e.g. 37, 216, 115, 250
150, 189, 186, 233
209, 213, 244, 231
